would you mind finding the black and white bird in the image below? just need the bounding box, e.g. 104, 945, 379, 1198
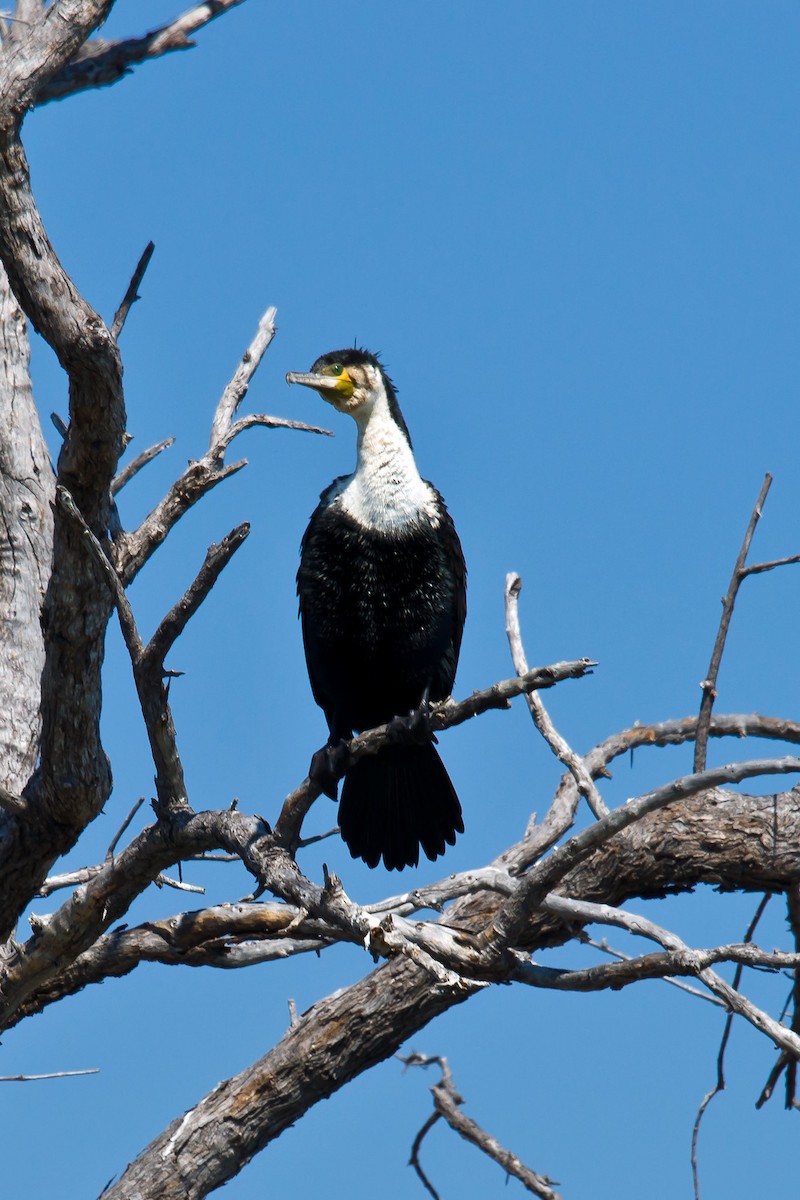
287, 348, 466, 871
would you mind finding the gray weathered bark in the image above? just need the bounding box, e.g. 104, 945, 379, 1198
98, 775, 800, 1199
2, 6, 800, 1199
0, 2, 134, 947
0, 261, 53, 794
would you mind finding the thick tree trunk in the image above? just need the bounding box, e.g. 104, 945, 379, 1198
0, 260, 53, 795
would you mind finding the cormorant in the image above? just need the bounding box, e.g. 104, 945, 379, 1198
287, 348, 466, 871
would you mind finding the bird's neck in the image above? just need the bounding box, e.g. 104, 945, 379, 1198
340, 393, 433, 531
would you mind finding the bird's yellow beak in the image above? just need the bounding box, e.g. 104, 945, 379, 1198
286, 369, 355, 403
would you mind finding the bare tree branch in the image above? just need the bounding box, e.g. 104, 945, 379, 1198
111, 240, 155, 339
274, 658, 597, 849
0, 808, 270, 1028
516, 940, 800, 995
1, 1, 115, 116
691, 893, 773, 1200
15, 901, 330, 1013
112, 436, 175, 496
582, 935, 726, 1007
754, 883, 800, 1113
209, 305, 277, 448
36, 1, 250, 106
112, 303, 330, 587
408, 1109, 443, 1200
504, 710, 800, 879
488, 756, 800, 956
505, 571, 607, 818
0, 263, 53, 796
0, 2, 127, 941
21, 706, 800, 1023
144, 523, 250, 669
100, 953, 477, 1200
59, 486, 248, 812
37, 863, 205, 899
530, 895, 800, 1057
11, 747, 800, 1032
402, 1054, 562, 1200
741, 553, 800, 578
4, 734, 800, 1196
0, 660, 595, 1029
692, 473, 800, 771
106, 796, 146, 858
5, 6, 800, 1198
0, 1067, 98, 1081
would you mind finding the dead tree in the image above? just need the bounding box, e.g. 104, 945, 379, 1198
1, 6, 799, 1198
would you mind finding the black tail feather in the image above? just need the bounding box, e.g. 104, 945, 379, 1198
338, 743, 463, 871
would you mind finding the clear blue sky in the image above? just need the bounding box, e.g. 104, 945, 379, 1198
5, 3, 800, 1197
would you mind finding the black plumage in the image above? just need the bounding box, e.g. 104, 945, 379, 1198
288, 348, 466, 870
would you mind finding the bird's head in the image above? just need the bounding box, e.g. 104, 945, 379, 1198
286, 347, 388, 413
286, 346, 407, 425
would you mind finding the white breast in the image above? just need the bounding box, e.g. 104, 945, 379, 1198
337, 395, 439, 532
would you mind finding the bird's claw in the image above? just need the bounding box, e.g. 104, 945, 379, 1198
309, 740, 349, 800
386, 692, 437, 746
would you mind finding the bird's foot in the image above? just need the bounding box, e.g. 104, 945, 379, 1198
309, 740, 350, 800
386, 690, 437, 747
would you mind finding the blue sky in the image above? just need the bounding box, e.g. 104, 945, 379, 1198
5, 3, 800, 1197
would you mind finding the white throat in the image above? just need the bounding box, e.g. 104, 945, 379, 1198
337, 390, 436, 531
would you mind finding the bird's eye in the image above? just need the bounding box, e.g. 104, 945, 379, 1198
329, 363, 343, 376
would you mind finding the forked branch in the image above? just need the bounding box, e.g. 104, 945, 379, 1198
694, 473, 800, 771
505, 571, 607, 818
402, 1054, 562, 1200
112, 304, 330, 586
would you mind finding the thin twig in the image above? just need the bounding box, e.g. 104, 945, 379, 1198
111, 240, 155, 339
56, 486, 144, 659
505, 572, 607, 817
742, 553, 800, 577
755, 884, 800, 1111
533, 895, 800, 1060
209, 306, 278, 449
50, 410, 68, 440
694, 474, 771, 771
0, 1068, 99, 1082
56, 485, 187, 809
583, 936, 725, 1007
514, 929, 799, 996
143, 523, 250, 669
784, 884, 800, 1108
219, 411, 332, 446
690, 892, 772, 1200
155, 874, 205, 895
111, 436, 175, 496
114, 302, 329, 588
187, 853, 240, 863
296, 826, 340, 849
757, 1053, 791, 1110
409, 1111, 443, 1199
106, 797, 146, 860
37, 866, 100, 898
402, 1054, 561, 1200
